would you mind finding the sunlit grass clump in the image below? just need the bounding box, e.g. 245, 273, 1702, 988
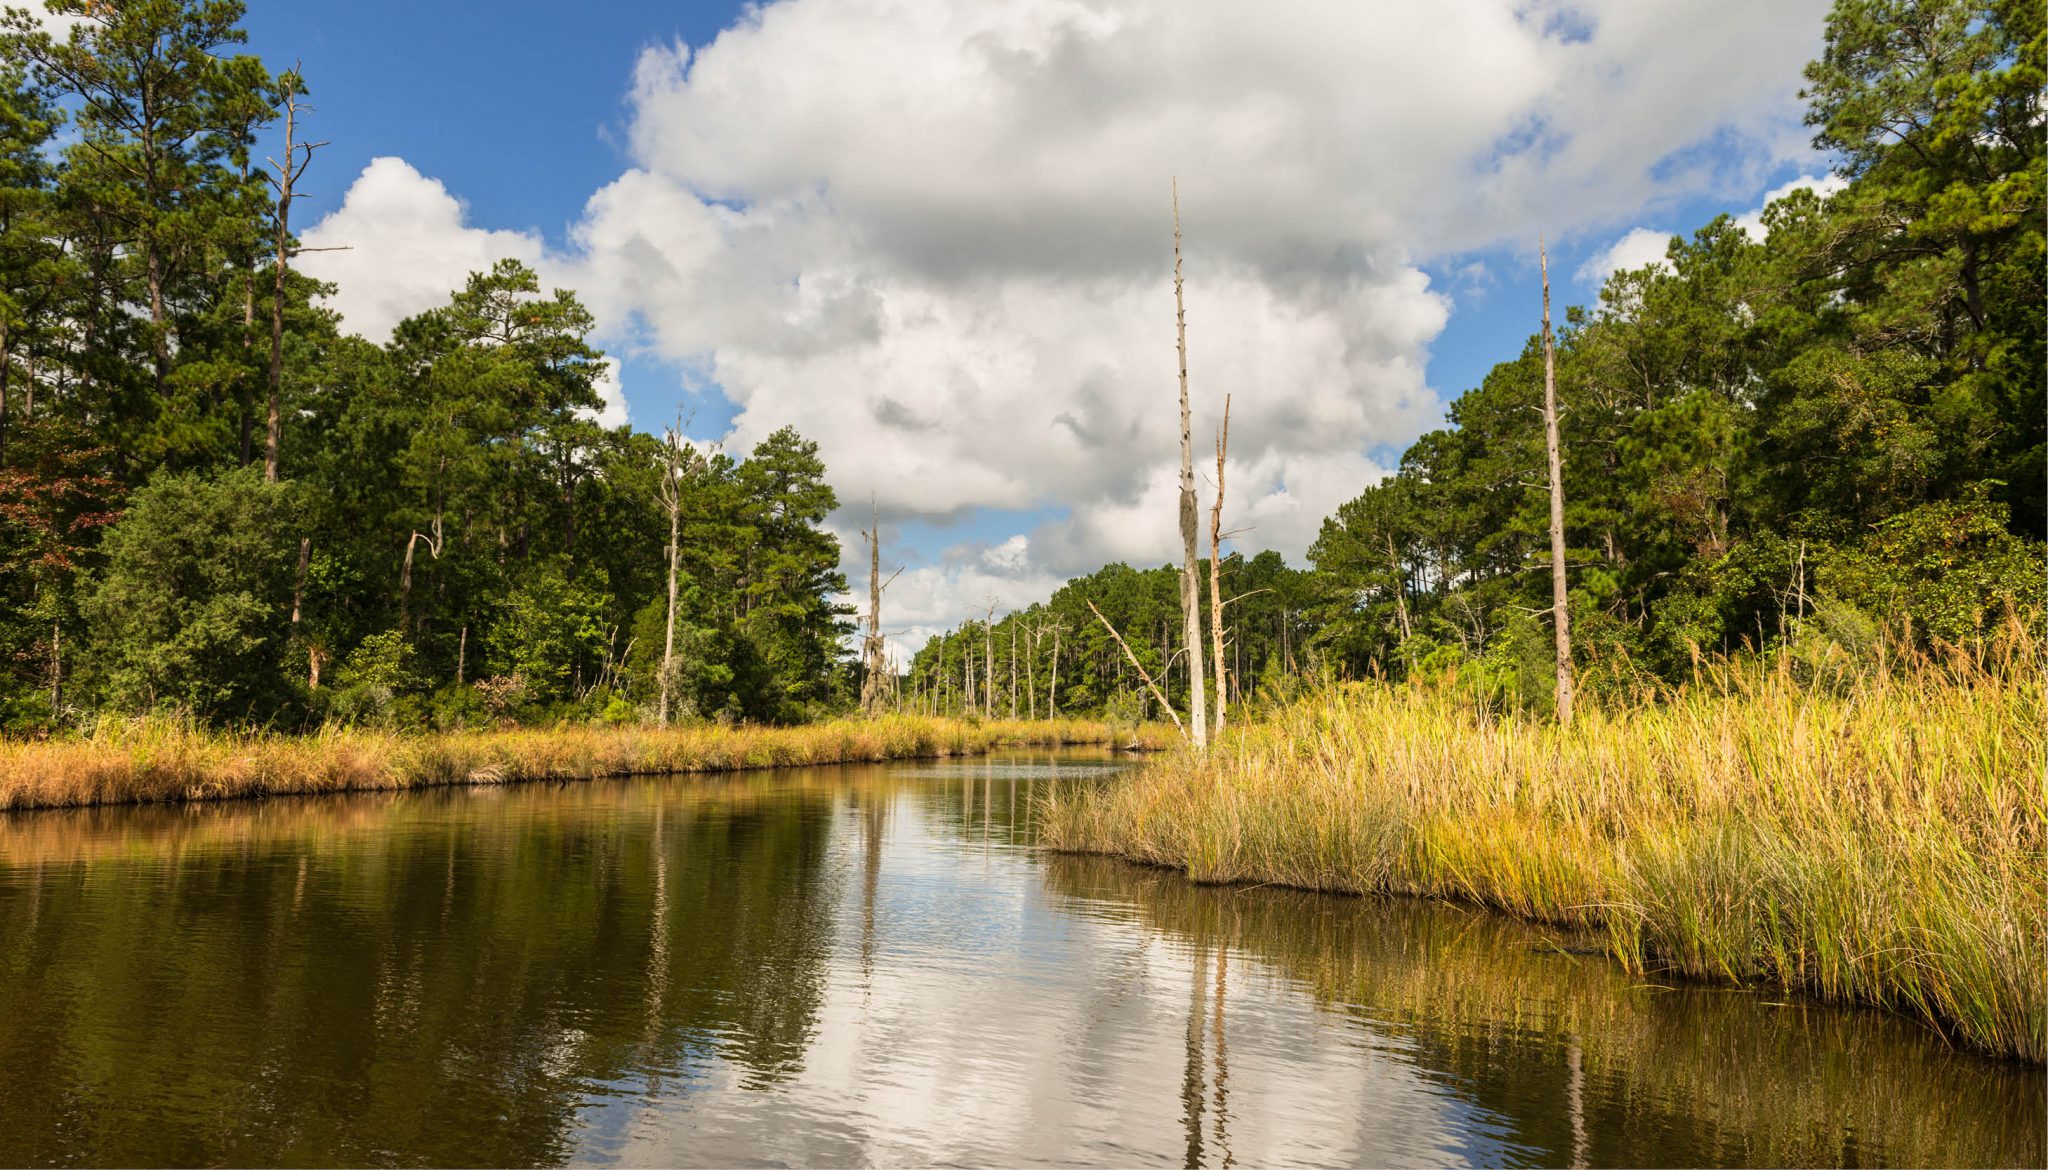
0, 715, 1172, 813
1041, 630, 2046, 1062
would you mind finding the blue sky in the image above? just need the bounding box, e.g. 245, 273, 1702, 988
233, 0, 1840, 645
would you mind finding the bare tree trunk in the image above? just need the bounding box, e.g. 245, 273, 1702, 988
1088, 599, 1184, 738
265, 78, 327, 484
1386, 532, 1412, 642
1539, 238, 1575, 727
859, 500, 900, 717
1009, 619, 1018, 719
660, 501, 679, 725
1208, 394, 1230, 734
290, 536, 310, 680
1171, 180, 1209, 749
456, 624, 467, 687
983, 601, 997, 718
655, 414, 692, 727
398, 521, 439, 625
146, 247, 167, 410
1049, 626, 1061, 720
1026, 624, 1039, 720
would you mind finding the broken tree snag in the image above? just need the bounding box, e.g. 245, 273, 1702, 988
1087, 599, 1185, 739
1171, 178, 1209, 749
982, 599, 998, 718
1539, 237, 1575, 727
1208, 393, 1230, 734
264, 66, 332, 483
859, 498, 902, 718
655, 412, 690, 727
398, 516, 443, 625
1048, 624, 1061, 720
1385, 531, 1412, 643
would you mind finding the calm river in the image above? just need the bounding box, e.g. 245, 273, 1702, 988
0, 749, 2039, 1167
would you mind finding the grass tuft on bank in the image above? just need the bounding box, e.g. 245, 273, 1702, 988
0, 715, 1177, 813
1041, 634, 2045, 1062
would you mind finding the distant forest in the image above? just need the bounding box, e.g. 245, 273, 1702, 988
0, 0, 2037, 732
909, 0, 2043, 720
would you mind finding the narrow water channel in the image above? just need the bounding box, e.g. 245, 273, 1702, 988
0, 750, 2038, 1167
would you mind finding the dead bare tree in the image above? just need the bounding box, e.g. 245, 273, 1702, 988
1025, 619, 1039, 719
859, 498, 902, 717
654, 413, 695, 727
1172, 179, 1209, 748
398, 515, 442, 625
1008, 617, 1019, 719
1087, 599, 1184, 738
1385, 532, 1412, 643
982, 598, 998, 718
1539, 238, 1575, 727
1208, 394, 1231, 734
1048, 623, 1063, 720
261, 67, 339, 483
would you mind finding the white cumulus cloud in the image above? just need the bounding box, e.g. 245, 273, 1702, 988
303, 0, 1835, 630
299, 157, 547, 344
1579, 227, 1677, 283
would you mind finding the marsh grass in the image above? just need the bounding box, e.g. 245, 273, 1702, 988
0, 715, 1176, 813
1041, 630, 2046, 1062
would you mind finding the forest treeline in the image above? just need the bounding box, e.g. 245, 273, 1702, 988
910, 0, 2044, 720
0, 1, 851, 730
0, 0, 2038, 734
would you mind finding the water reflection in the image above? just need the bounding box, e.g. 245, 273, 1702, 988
1038, 856, 2045, 1169
0, 751, 2036, 1168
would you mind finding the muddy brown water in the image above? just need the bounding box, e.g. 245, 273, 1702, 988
0, 749, 2039, 1167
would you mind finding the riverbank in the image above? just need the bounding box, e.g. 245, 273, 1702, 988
1041, 648, 2044, 1063
0, 715, 1176, 813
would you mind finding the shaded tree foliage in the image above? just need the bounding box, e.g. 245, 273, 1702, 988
0, 2, 851, 730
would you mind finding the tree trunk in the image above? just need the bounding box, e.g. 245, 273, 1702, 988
290, 537, 309, 673
266, 148, 292, 482
0, 319, 11, 469
660, 499, 679, 726
266, 80, 326, 483
983, 604, 996, 718
1026, 625, 1039, 720
1539, 238, 1575, 727
859, 503, 896, 717
1049, 627, 1061, 720
1171, 180, 1209, 749
238, 155, 257, 469
1208, 395, 1230, 734
1386, 532, 1412, 642
1088, 599, 1184, 739
146, 245, 168, 409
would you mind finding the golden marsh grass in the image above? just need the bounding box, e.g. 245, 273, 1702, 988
0, 715, 1176, 813
1041, 639, 2046, 1062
